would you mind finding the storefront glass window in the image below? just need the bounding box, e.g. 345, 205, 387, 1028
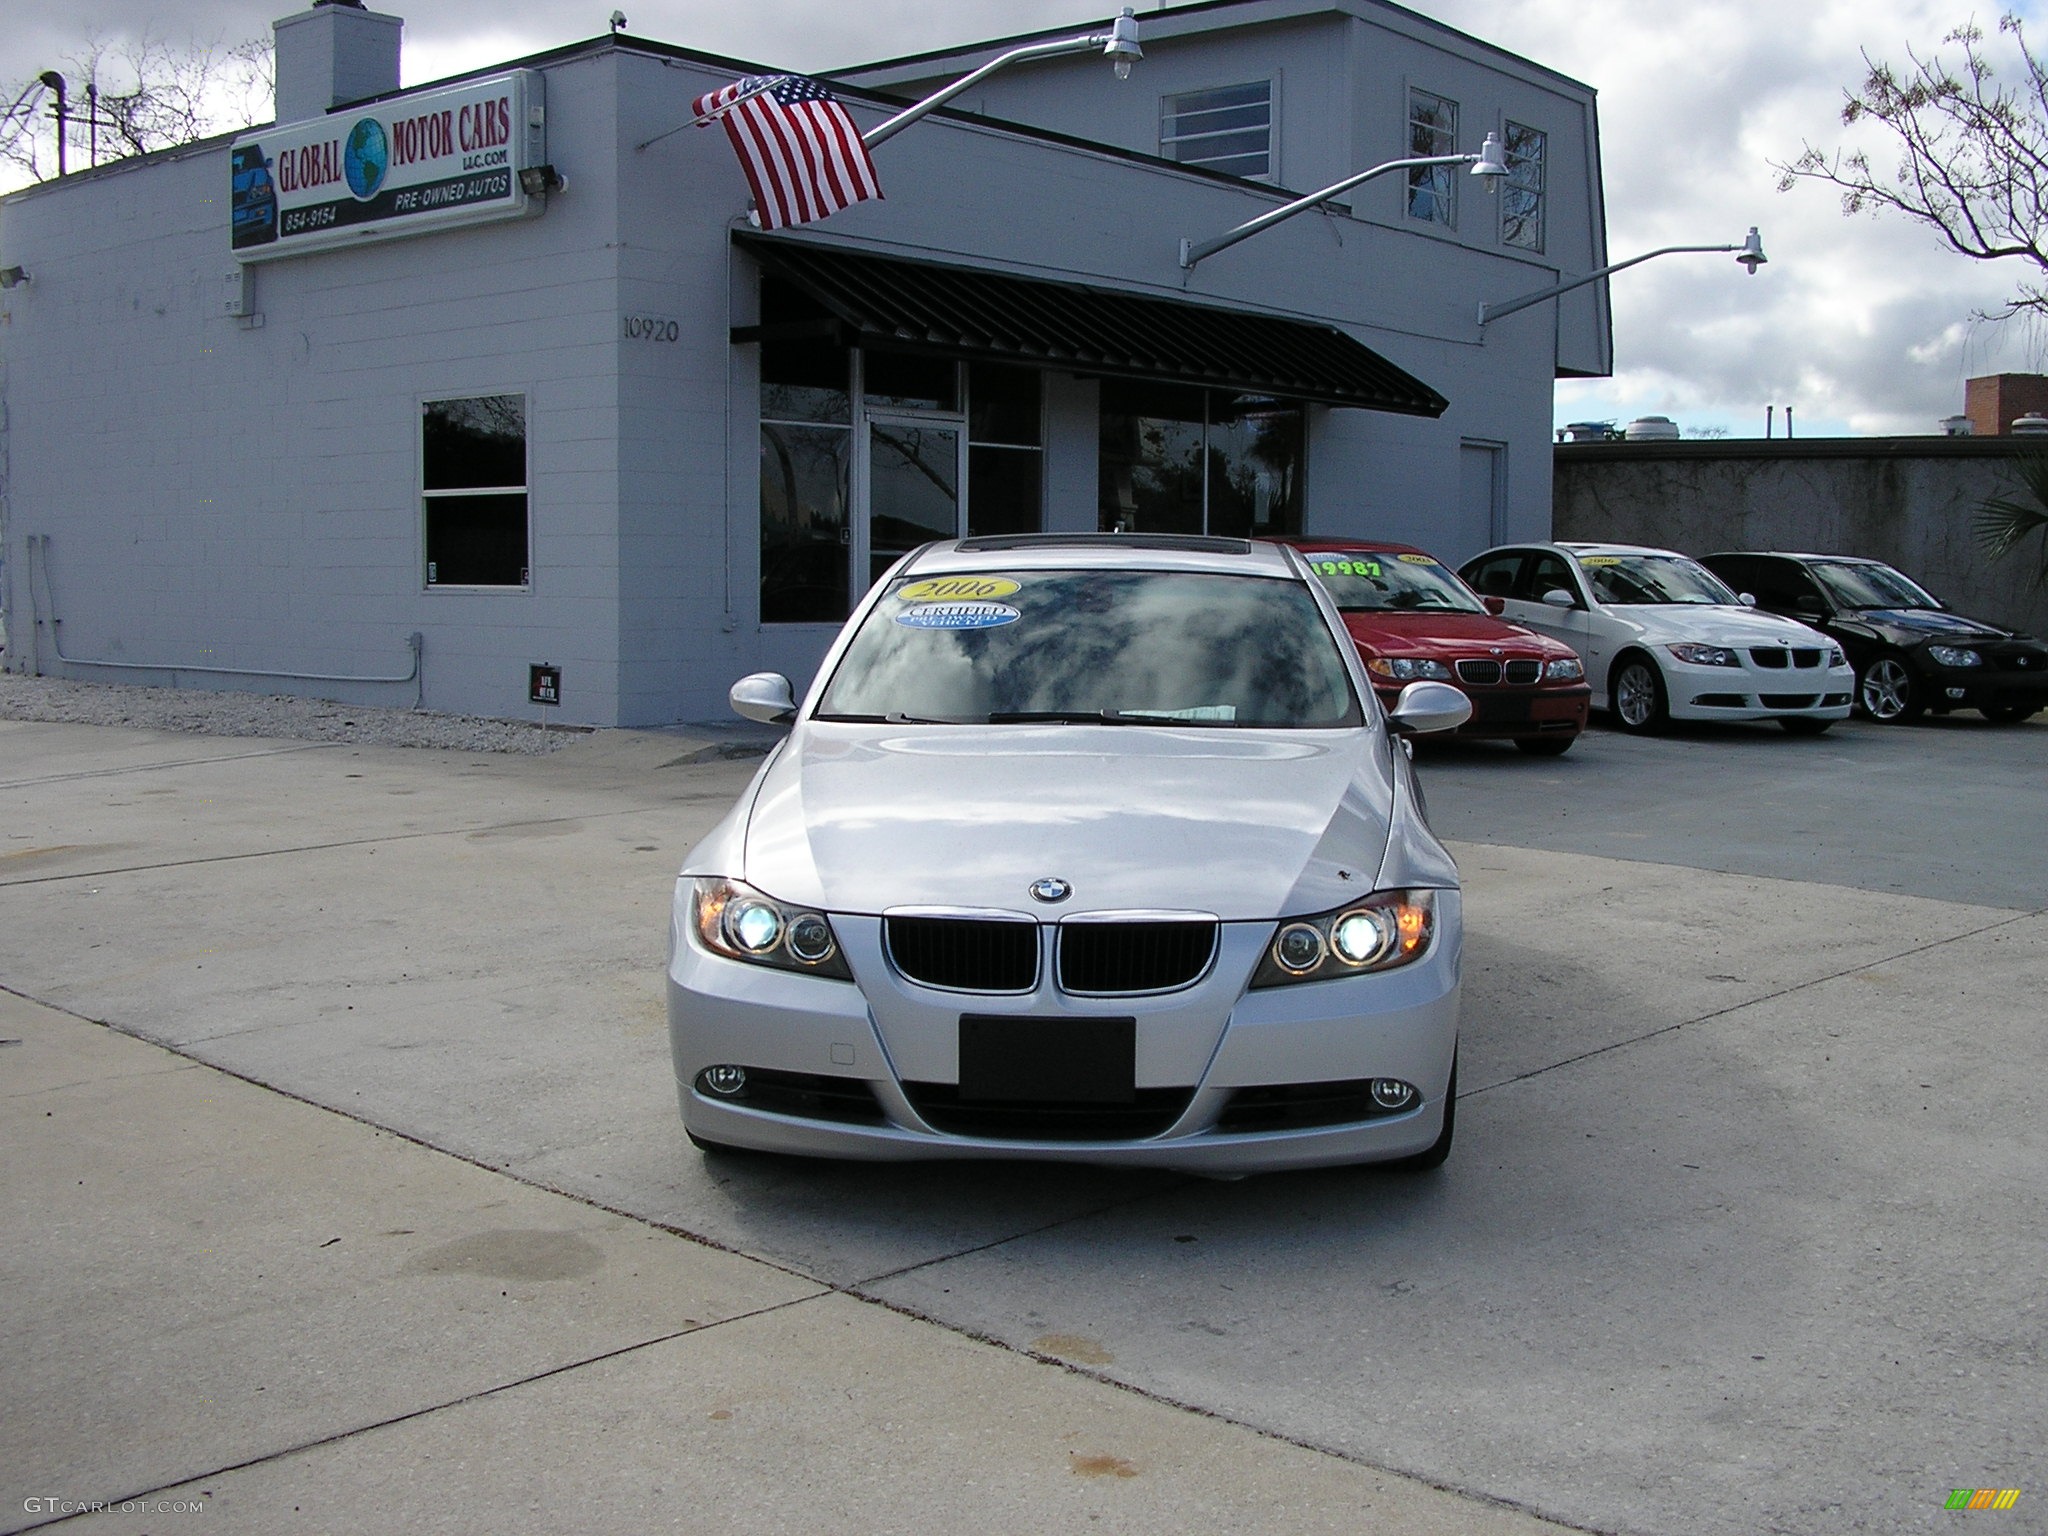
423, 394, 527, 588
1098, 382, 1301, 537
967, 361, 1042, 539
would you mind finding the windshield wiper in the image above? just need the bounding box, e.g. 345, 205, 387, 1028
985, 710, 1136, 724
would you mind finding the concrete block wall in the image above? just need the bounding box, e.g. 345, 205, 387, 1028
1554, 441, 2048, 638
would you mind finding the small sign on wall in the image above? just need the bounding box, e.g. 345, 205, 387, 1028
529, 663, 561, 706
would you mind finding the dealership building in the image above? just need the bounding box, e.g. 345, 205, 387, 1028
0, 0, 1609, 725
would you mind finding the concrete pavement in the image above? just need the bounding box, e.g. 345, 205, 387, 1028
3, 715, 2043, 1533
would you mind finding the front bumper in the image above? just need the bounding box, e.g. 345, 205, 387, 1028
1373, 682, 1589, 742
1664, 654, 1855, 723
1912, 656, 2048, 713
665, 894, 1462, 1173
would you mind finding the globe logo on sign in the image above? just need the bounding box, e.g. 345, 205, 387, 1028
343, 118, 389, 199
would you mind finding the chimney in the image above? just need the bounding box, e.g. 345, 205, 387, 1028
273, 1, 403, 125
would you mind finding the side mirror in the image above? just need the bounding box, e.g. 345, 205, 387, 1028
730, 672, 797, 725
1540, 588, 1576, 609
1481, 595, 1507, 616
1386, 679, 1473, 736
1738, 591, 1758, 608
1792, 601, 1826, 621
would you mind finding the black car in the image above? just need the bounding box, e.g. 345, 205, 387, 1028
1702, 552, 2048, 724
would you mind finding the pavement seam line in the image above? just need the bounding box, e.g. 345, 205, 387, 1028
4, 989, 1606, 1536
829, 1284, 1611, 1536
1462, 904, 2046, 1098
8, 1292, 832, 1536
0, 742, 341, 790
0, 801, 735, 889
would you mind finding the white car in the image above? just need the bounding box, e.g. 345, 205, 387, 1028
1459, 542, 1853, 735
666, 534, 1474, 1174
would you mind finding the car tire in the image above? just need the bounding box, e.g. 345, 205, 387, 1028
1857, 655, 1923, 722
1387, 1051, 1456, 1172
1779, 717, 1832, 736
1981, 704, 2041, 724
1514, 734, 1575, 756
1610, 654, 1669, 734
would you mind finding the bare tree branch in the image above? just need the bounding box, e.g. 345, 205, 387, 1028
2, 28, 271, 183
1775, 13, 2048, 321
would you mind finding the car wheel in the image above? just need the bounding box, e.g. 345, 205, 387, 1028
1779, 717, 1832, 736
1387, 1051, 1456, 1172
1514, 734, 1575, 756
1610, 654, 1668, 734
1981, 704, 2040, 724
1857, 655, 1922, 722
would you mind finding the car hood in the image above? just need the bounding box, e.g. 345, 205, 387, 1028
1844, 607, 2010, 645
740, 723, 1394, 921
1610, 604, 1829, 647
1341, 610, 1570, 659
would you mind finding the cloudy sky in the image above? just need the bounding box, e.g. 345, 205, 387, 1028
5, 0, 2045, 436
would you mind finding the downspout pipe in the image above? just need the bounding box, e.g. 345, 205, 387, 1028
26, 535, 425, 706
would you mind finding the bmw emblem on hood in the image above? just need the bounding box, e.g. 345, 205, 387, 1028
1029, 877, 1072, 904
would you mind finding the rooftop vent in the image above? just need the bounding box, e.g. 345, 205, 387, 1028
2011, 413, 2048, 436
1940, 415, 1975, 437
1623, 415, 1681, 442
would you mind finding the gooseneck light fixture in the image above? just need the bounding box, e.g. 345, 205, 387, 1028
1179, 131, 1508, 271
860, 7, 1141, 152
1478, 227, 1767, 326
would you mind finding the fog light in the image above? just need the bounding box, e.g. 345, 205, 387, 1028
700, 1065, 748, 1097
1370, 1078, 1416, 1110
1946, 686, 1966, 700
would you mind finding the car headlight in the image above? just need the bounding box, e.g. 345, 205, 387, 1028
1544, 656, 1585, 682
1926, 644, 1983, 668
1251, 890, 1436, 988
1366, 656, 1455, 682
689, 877, 852, 979
1667, 643, 1740, 667
1828, 646, 1846, 667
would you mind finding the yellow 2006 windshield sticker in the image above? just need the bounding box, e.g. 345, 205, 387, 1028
1396, 553, 1437, 565
1579, 556, 1623, 567
899, 576, 1021, 602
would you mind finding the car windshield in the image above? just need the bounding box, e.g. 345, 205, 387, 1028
1807, 560, 1939, 611
1301, 549, 1485, 614
814, 569, 1364, 728
1580, 553, 1738, 606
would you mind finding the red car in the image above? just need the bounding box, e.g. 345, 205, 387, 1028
1281, 538, 1592, 755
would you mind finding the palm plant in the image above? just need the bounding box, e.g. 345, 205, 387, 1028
1975, 455, 2048, 588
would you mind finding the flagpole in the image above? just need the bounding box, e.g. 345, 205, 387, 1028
859, 8, 1140, 151
634, 75, 780, 152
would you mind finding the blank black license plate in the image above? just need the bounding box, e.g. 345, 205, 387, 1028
958, 1015, 1136, 1103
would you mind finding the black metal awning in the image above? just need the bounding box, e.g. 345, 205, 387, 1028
733, 233, 1448, 417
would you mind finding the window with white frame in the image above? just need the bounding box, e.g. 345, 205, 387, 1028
1406, 89, 1457, 226
423, 394, 528, 588
1501, 121, 1546, 250
1161, 81, 1273, 180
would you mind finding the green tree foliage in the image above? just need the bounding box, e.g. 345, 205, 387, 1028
1976, 457, 2048, 589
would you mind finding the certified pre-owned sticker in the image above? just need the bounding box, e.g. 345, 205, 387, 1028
898, 576, 1022, 602
894, 601, 1021, 630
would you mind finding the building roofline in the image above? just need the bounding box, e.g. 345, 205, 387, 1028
1557, 437, 2044, 463
828, 0, 1595, 97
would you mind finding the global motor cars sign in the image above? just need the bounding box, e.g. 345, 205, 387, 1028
230, 71, 546, 261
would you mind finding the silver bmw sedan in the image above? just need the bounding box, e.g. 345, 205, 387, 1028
666, 534, 1473, 1174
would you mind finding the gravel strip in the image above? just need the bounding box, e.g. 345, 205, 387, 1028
0, 672, 579, 753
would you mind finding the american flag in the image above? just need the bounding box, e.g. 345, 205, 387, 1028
693, 75, 883, 231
